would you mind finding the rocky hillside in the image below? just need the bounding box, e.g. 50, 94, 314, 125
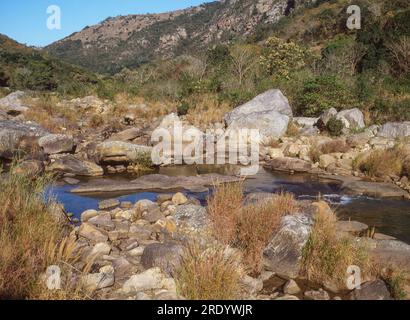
45, 0, 314, 74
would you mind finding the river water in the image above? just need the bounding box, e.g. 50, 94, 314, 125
48, 167, 410, 243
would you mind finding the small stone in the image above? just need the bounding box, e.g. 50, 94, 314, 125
152, 218, 177, 234
88, 212, 115, 230
135, 292, 151, 300
122, 268, 176, 293
81, 272, 114, 291
142, 209, 164, 224
283, 279, 301, 295
128, 247, 145, 257
172, 192, 188, 205
90, 242, 111, 258
135, 199, 159, 217
275, 295, 300, 300
99, 265, 114, 274
157, 194, 173, 204
78, 223, 108, 244
120, 201, 133, 209
240, 275, 263, 295
80, 210, 99, 222
350, 280, 392, 300
63, 177, 80, 185
99, 199, 120, 210
304, 289, 330, 300
141, 242, 184, 275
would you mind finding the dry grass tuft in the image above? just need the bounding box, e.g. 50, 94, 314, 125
286, 122, 300, 137
309, 139, 350, 162
302, 203, 370, 287
356, 144, 409, 178
175, 241, 242, 300
383, 268, 408, 300
262, 137, 281, 148
208, 183, 299, 274
237, 192, 299, 273
24, 94, 79, 133
207, 182, 244, 245
0, 163, 88, 300
185, 94, 231, 129
320, 139, 350, 154
0, 167, 64, 299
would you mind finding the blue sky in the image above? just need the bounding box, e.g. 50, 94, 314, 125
0, 0, 213, 47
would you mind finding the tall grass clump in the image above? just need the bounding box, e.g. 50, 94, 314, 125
207, 182, 244, 245
237, 192, 299, 273
302, 202, 370, 287
0, 166, 67, 299
356, 144, 409, 178
175, 241, 242, 300
208, 183, 299, 274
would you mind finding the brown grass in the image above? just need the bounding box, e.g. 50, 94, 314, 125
0, 163, 88, 300
24, 94, 79, 133
175, 241, 242, 300
185, 94, 231, 129
262, 137, 281, 148
207, 182, 244, 245
208, 182, 299, 274
286, 122, 300, 137
309, 139, 350, 162
320, 140, 350, 154
356, 144, 409, 178
302, 203, 371, 287
0, 167, 64, 299
237, 192, 299, 273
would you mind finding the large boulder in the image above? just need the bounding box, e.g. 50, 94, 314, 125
336, 108, 365, 130
96, 141, 152, 164
47, 154, 103, 176
377, 122, 410, 139
263, 213, 314, 279
38, 134, 74, 154
0, 91, 29, 115
224, 89, 293, 139
0, 120, 47, 153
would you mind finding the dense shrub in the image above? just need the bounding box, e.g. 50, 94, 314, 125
260, 36, 307, 79
296, 75, 356, 116
326, 117, 344, 137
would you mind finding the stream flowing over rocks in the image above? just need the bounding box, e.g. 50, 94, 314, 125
1, 89, 410, 300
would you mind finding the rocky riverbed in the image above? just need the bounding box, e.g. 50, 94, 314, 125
41, 189, 410, 300
2, 89, 410, 300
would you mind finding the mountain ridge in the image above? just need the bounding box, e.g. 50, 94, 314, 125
45, 0, 313, 74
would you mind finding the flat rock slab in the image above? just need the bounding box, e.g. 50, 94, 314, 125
319, 175, 409, 199
341, 180, 409, 199
264, 157, 312, 173
71, 173, 242, 194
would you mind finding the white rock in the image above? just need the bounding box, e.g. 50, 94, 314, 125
122, 268, 176, 293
